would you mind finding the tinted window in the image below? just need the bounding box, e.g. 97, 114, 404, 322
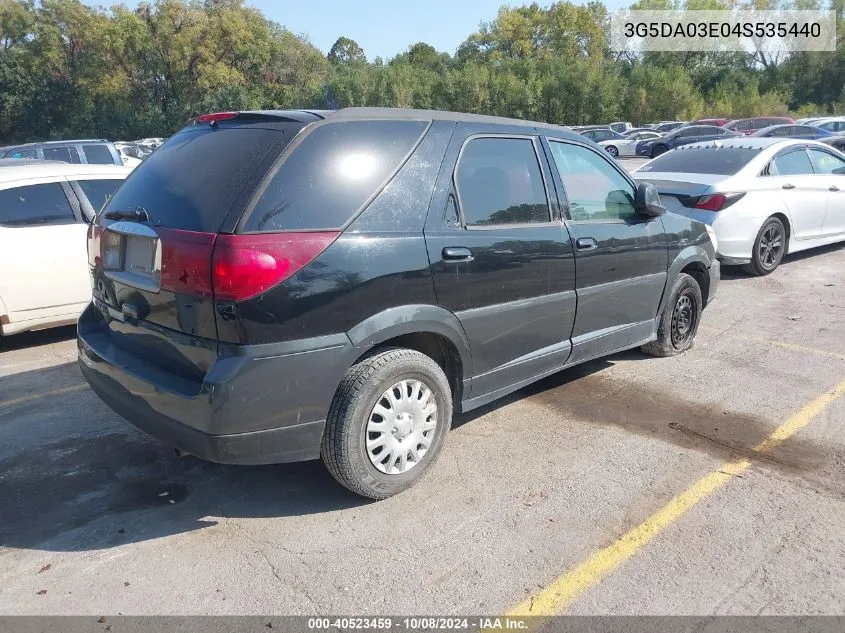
794, 126, 817, 135
769, 127, 792, 137
6, 149, 37, 159
43, 146, 80, 163
104, 125, 300, 232
548, 141, 636, 221
455, 137, 549, 226
83, 144, 114, 164
245, 120, 427, 232
672, 128, 695, 138
639, 147, 760, 176
771, 150, 813, 175
0, 183, 75, 227
733, 120, 752, 131
808, 149, 845, 174
76, 179, 123, 213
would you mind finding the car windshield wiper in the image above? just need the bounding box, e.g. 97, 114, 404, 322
103, 207, 150, 223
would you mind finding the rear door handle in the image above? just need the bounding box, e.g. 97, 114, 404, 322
782, 183, 795, 190
575, 237, 598, 251
831, 185, 840, 192
442, 246, 473, 262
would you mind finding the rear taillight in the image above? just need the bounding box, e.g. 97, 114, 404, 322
89, 225, 338, 302
158, 228, 217, 298
694, 192, 745, 211
87, 223, 103, 267
195, 111, 238, 124
211, 232, 340, 302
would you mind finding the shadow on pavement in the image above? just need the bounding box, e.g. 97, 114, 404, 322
0, 352, 635, 553
0, 325, 77, 352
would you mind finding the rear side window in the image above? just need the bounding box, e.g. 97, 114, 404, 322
808, 149, 845, 174
455, 137, 550, 226
0, 183, 76, 227
76, 179, 123, 213
639, 148, 760, 175
7, 149, 37, 159
83, 144, 114, 165
244, 120, 428, 232
43, 146, 80, 163
771, 150, 813, 175
104, 126, 295, 232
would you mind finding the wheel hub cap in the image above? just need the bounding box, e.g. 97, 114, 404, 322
670, 292, 696, 348
759, 225, 783, 268
366, 379, 438, 475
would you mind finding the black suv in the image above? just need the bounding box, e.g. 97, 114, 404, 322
78, 108, 719, 499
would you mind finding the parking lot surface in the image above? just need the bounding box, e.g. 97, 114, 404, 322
2, 164, 844, 614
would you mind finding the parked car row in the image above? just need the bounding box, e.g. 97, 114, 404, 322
0, 137, 168, 169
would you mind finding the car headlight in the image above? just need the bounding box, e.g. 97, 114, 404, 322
705, 224, 718, 253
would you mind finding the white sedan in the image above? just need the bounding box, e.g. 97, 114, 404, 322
633, 138, 845, 275
0, 161, 132, 335
599, 131, 663, 158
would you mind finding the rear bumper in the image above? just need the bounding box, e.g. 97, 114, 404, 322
78, 303, 358, 465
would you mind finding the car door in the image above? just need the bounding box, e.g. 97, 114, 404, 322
543, 137, 668, 363
0, 178, 89, 325
807, 148, 845, 236
765, 147, 827, 239
424, 128, 576, 400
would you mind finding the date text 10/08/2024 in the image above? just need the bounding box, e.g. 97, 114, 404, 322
307, 618, 529, 630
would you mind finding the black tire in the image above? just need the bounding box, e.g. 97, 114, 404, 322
743, 216, 786, 276
606, 145, 619, 158
321, 348, 452, 499
650, 144, 668, 158
641, 273, 703, 357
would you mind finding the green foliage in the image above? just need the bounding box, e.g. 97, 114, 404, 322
0, 0, 842, 143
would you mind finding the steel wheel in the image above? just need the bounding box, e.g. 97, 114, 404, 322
757, 222, 784, 271
366, 379, 438, 475
670, 290, 697, 349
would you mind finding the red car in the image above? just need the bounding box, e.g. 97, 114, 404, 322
691, 118, 730, 127
723, 117, 795, 135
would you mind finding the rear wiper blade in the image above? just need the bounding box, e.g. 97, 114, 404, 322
104, 207, 150, 222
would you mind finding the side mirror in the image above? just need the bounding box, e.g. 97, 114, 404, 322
833, 166, 845, 175
635, 182, 666, 217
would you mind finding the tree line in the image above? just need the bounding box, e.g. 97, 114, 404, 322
0, 0, 843, 144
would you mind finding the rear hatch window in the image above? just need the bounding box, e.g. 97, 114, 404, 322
638, 147, 760, 176
104, 125, 296, 232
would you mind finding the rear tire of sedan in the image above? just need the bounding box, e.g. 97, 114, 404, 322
606, 145, 619, 158
321, 348, 452, 500
641, 273, 703, 358
743, 216, 786, 276
650, 144, 668, 158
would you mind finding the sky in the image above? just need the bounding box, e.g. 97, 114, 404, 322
84, 0, 629, 61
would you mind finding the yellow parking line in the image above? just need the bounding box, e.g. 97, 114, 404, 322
699, 326, 845, 362
0, 384, 88, 409
506, 378, 845, 620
